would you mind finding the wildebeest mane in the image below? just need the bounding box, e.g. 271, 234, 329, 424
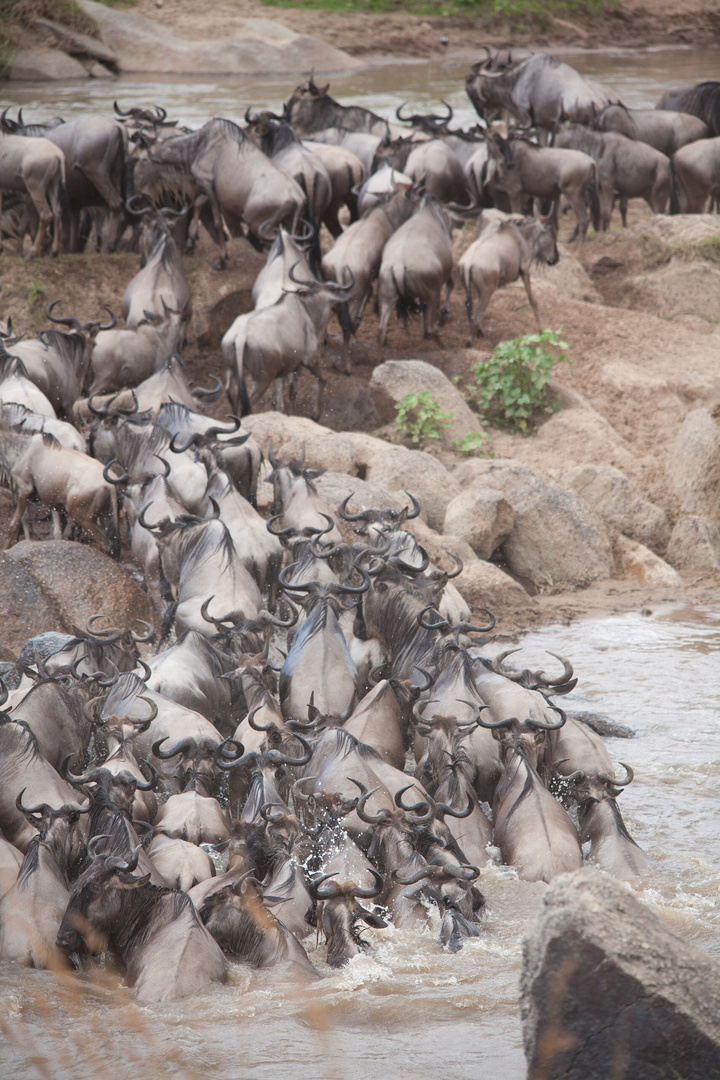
17, 836, 41, 885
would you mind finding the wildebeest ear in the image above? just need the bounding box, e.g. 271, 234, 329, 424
143, 310, 163, 325
361, 911, 387, 928
304, 468, 325, 480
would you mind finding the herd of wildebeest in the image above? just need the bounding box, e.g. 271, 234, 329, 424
0, 48, 711, 1004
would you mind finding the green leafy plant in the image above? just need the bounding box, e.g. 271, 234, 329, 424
27, 280, 46, 309
394, 391, 454, 446
466, 329, 570, 435
453, 430, 490, 455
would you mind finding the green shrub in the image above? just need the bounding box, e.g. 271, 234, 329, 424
394, 391, 454, 446
453, 430, 490, 455
467, 329, 570, 435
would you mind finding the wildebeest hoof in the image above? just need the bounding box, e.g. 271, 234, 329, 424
212, 258, 227, 271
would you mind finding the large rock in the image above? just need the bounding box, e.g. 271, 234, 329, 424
666, 407, 720, 527
79, 0, 361, 74
614, 535, 682, 588
6, 48, 89, 80
666, 515, 720, 575
443, 487, 515, 560
0, 553, 66, 656
243, 413, 458, 531
521, 870, 720, 1080
558, 464, 670, 551
446, 460, 613, 590
34, 16, 118, 66
7, 542, 155, 634
626, 260, 720, 320
455, 558, 535, 620
369, 359, 484, 447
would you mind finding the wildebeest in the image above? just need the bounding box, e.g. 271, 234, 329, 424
56, 846, 227, 1003
283, 75, 405, 139
221, 267, 352, 419
321, 187, 416, 366
458, 214, 558, 341
134, 118, 306, 268
89, 302, 189, 395
121, 211, 192, 328
671, 136, 720, 213
0, 429, 120, 555
657, 81, 720, 137
377, 194, 454, 355
594, 103, 709, 157
1, 113, 130, 252
487, 134, 599, 242
466, 52, 619, 130
554, 123, 672, 228
0, 130, 67, 257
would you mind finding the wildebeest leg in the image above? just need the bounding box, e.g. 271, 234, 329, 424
619, 196, 629, 228
272, 377, 285, 414
463, 272, 476, 347
206, 187, 228, 269
377, 276, 396, 363
24, 184, 51, 259
51, 509, 63, 540
6, 488, 32, 548
566, 196, 588, 243
520, 269, 542, 331
440, 276, 453, 323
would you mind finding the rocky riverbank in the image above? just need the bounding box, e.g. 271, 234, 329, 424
1, 204, 719, 644
1, 0, 717, 81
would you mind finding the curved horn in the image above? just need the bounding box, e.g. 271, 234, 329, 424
492, 648, 522, 677
15, 789, 52, 824
203, 415, 242, 439
308, 872, 342, 900
417, 605, 449, 632
351, 868, 384, 899
403, 491, 421, 520
260, 803, 286, 824
151, 736, 195, 760
45, 299, 82, 332
97, 307, 117, 332
598, 762, 634, 788
132, 620, 155, 644
266, 732, 312, 767
434, 794, 474, 819
443, 552, 463, 579
348, 778, 388, 824
135, 759, 158, 791
443, 863, 480, 881
529, 701, 566, 732
337, 494, 371, 523
103, 459, 131, 486
192, 375, 224, 401
339, 565, 371, 596
266, 513, 295, 538
278, 564, 312, 594
537, 652, 576, 689
113, 101, 134, 118
394, 865, 437, 885
84, 615, 125, 643
258, 598, 298, 629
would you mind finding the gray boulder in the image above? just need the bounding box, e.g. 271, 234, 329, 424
446, 460, 613, 589
667, 407, 720, 527
7, 541, 155, 634
443, 487, 515, 560
666, 515, 720, 574
78, 0, 361, 74
521, 870, 720, 1080
369, 359, 483, 448
0, 553, 65, 656
6, 48, 89, 80
558, 463, 670, 551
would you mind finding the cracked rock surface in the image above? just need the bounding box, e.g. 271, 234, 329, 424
520, 871, 720, 1079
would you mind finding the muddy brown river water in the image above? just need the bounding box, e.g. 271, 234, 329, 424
1, 46, 720, 1080
2, 603, 719, 1079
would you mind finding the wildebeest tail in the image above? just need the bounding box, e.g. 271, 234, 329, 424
669, 158, 680, 215
337, 299, 354, 340
587, 166, 600, 232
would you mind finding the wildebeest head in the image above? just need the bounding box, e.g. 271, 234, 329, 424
309, 868, 386, 966
56, 843, 149, 958
15, 789, 90, 876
